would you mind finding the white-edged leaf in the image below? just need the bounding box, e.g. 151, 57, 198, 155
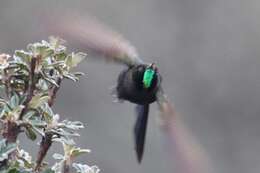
0, 139, 17, 161
25, 126, 37, 141
14, 50, 32, 65
29, 94, 49, 109
71, 147, 90, 158
52, 153, 64, 160
65, 52, 86, 69
73, 163, 100, 173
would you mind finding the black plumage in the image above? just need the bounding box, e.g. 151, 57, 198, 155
116, 64, 160, 105
135, 104, 149, 163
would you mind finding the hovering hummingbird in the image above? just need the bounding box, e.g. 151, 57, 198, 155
116, 62, 161, 162
46, 14, 174, 163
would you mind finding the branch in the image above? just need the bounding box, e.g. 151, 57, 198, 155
1, 115, 21, 168
19, 56, 37, 120
34, 132, 52, 171
3, 69, 10, 99
2, 120, 20, 143
48, 77, 62, 107
35, 77, 63, 171
63, 159, 71, 173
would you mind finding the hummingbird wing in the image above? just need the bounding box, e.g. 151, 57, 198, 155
156, 88, 213, 173
156, 87, 175, 122
134, 104, 149, 163
45, 13, 143, 66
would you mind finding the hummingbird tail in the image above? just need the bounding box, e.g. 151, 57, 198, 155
134, 104, 149, 163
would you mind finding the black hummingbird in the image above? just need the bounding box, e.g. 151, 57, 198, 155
46, 14, 174, 163
116, 62, 161, 162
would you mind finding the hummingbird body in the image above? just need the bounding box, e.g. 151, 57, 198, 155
116, 64, 161, 105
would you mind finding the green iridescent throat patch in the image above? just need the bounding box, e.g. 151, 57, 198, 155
143, 68, 155, 88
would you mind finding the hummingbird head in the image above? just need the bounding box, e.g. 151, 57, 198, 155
132, 63, 158, 90
142, 63, 157, 89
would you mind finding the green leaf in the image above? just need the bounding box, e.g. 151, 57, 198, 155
41, 72, 59, 87
43, 77, 59, 87
0, 104, 12, 119
0, 139, 17, 162
63, 73, 79, 82
8, 62, 29, 73
41, 103, 54, 124
49, 36, 66, 52
72, 163, 100, 173
70, 147, 90, 158
25, 126, 37, 141
4, 168, 30, 173
31, 126, 45, 136
29, 119, 47, 127
54, 52, 67, 61
65, 52, 86, 69
23, 110, 36, 120
51, 162, 63, 173
73, 72, 85, 77
62, 144, 90, 159
9, 93, 20, 109
41, 168, 55, 173
36, 79, 49, 91
0, 98, 8, 106
6, 168, 19, 173
14, 50, 32, 65
52, 153, 64, 160
28, 94, 49, 109
16, 149, 33, 169
52, 136, 75, 145
45, 61, 65, 68
50, 128, 79, 138
60, 120, 84, 130
27, 42, 54, 59
9, 105, 24, 120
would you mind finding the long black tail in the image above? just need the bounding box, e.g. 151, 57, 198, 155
134, 104, 149, 163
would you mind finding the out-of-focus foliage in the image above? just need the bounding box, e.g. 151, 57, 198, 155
0, 37, 98, 173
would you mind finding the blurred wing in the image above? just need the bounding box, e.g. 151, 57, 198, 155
134, 104, 149, 163
156, 87, 175, 122
45, 14, 143, 66
156, 87, 212, 173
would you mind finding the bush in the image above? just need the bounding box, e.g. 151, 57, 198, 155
0, 37, 99, 173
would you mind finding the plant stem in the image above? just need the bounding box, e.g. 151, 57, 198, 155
35, 77, 63, 171
0, 117, 20, 168
48, 77, 62, 107
34, 132, 53, 171
3, 69, 10, 99
63, 159, 71, 173
2, 120, 20, 143
19, 56, 37, 120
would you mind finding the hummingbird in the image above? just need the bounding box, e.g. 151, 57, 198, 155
116, 62, 161, 162
46, 14, 174, 163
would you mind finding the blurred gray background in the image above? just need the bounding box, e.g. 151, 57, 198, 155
1, 0, 260, 173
